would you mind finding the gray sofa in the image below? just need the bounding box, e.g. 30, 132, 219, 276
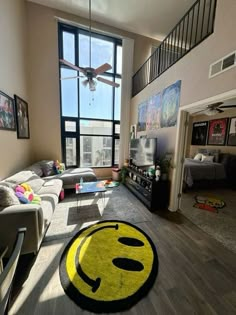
0, 170, 62, 256
26, 161, 97, 189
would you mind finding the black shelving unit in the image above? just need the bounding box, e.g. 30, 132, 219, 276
124, 167, 170, 212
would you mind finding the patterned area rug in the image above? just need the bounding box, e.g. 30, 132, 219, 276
59, 220, 158, 313
181, 189, 236, 253
194, 195, 225, 213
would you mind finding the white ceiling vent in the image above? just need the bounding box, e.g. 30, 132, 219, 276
209, 51, 236, 78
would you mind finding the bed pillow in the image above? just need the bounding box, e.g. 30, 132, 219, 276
202, 155, 214, 163
193, 153, 202, 161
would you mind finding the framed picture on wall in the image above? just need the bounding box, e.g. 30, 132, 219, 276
191, 121, 208, 145
14, 95, 30, 139
207, 118, 228, 145
227, 117, 236, 146
0, 90, 16, 131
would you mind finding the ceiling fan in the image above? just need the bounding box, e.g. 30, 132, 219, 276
194, 102, 236, 116
60, 0, 120, 91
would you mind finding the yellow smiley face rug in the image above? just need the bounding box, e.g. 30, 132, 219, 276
59, 220, 158, 313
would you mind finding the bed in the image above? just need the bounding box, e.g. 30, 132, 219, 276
184, 158, 226, 188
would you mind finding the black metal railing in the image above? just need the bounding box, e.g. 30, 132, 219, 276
132, 0, 217, 97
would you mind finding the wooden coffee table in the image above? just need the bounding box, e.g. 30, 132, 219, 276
75, 181, 106, 209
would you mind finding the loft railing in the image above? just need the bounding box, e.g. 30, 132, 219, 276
132, 0, 217, 97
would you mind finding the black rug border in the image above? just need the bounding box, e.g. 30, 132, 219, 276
59, 220, 159, 313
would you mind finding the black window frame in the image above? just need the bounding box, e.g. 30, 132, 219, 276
58, 22, 122, 168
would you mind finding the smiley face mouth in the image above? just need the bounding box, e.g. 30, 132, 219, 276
75, 223, 145, 293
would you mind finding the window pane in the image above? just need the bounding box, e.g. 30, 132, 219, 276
80, 136, 112, 167
80, 75, 113, 119
80, 120, 112, 135
65, 121, 76, 132
66, 138, 76, 166
114, 78, 121, 120
63, 32, 75, 64
116, 46, 122, 74
79, 34, 114, 72
115, 139, 120, 165
115, 124, 120, 134
61, 68, 78, 117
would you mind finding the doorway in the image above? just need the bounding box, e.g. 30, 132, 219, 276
171, 89, 236, 253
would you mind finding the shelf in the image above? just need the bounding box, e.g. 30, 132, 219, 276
126, 167, 153, 183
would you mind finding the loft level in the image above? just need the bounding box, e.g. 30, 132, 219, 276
132, 0, 217, 97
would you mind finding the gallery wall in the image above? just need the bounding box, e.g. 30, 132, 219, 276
186, 109, 236, 158
0, 0, 32, 180
133, 81, 181, 159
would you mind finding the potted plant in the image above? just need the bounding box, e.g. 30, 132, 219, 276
157, 156, 172, 181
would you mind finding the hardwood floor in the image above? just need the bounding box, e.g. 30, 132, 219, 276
10, 185, 236, 315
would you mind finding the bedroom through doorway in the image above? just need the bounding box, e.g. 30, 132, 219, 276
178, 94, 236, 254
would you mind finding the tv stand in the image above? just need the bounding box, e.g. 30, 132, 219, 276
124, 166, 170, 212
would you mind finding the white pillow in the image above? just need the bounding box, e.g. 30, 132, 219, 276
202, 155, 214, 163
193, 153, 202, 161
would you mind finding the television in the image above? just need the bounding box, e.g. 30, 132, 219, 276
130, 138, 157, 167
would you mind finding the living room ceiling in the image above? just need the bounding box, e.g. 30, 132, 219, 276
27, 0, 196, 40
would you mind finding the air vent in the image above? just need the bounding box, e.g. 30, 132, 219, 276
209, 51, 236, 78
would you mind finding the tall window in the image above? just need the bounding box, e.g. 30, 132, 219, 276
59, 23, 122, 167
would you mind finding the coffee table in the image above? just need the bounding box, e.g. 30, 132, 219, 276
75, 181, 106, 209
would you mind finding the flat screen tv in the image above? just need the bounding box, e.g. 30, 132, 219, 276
130, 138, 157, 166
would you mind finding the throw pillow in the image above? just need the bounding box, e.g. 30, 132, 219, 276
0, 185, 20, 208
41, 160, 55, 177
202, 155, 214, 162
193, 153, 202, 161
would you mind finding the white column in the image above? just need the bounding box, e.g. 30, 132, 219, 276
119, 37, 134, 168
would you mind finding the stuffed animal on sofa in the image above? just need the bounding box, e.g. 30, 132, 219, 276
15, 183, 41, 204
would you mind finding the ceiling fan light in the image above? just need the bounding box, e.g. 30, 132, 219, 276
205, 109, 219, 116
89, 79, 96, 91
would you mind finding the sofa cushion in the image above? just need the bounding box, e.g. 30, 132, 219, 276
59, 168, 97, 186
0, 185, 20, 208
5, 171, 36, 185
25, 162, 44, 177
26, 177, 45, 193
37, 179, 62, 198
40, 194, 59, 226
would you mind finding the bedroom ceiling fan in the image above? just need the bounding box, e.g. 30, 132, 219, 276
194, 102, 236, 116
60, 0, 120, 92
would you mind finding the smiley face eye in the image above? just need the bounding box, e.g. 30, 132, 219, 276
118, 237, 144, 247
112, 258, 144, 271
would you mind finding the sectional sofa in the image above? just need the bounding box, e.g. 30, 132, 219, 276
0, 161, 97, 256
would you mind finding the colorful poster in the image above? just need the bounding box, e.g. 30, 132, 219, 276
146, 93, 161, 131
191, 121, 208, 145
137, 102, 147, 132
227, 117, 236, 146
160, 80, 181, 128
207, 118, 228, 145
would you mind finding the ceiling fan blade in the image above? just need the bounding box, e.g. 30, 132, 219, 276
193, 108, 207, 114
60, 75, 84, 80
60, 59, 86, 75
217, 108, 224, 113
97, 77, 120, 87
218, 105, 236, 108
94, 63, 112, 75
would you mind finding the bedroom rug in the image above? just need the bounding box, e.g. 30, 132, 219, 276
59, 220, 158, 313
194, 195, 225, 213
181, 189, 236, 253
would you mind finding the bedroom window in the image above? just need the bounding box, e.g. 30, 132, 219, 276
59, 23, 122, 168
